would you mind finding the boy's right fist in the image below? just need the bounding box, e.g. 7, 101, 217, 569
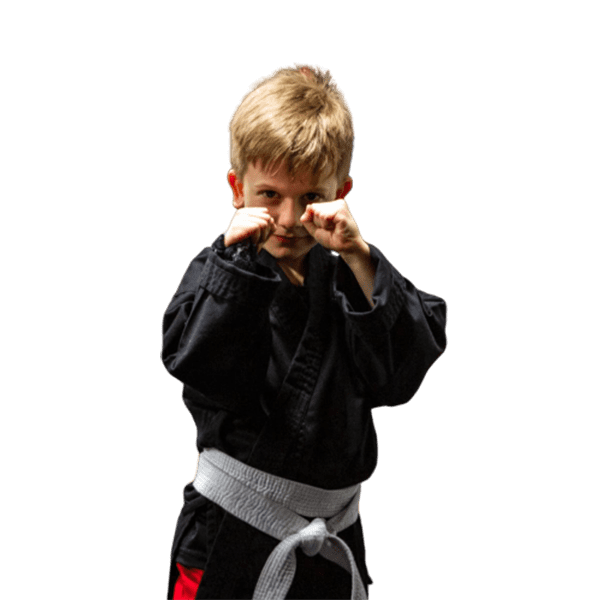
224, 207, 275, 251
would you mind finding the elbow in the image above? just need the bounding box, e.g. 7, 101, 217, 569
161, 348, 186, 382
161, 333, 195, 383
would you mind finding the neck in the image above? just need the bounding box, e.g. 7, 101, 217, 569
278, 260, 306, 286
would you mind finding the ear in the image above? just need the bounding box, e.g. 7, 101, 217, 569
227, 170, 245, 209
336, 177, 353, 200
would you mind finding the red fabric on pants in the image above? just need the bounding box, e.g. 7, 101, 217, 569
173, 563, 204, 600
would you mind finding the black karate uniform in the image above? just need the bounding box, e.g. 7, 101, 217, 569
162, 236, 447, 599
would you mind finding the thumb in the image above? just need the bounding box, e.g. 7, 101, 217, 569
301, 204, 317, 222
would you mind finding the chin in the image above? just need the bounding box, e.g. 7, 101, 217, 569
269, 247, 301, 260
265, 241, 314, 265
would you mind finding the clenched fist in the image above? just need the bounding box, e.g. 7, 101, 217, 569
300, 199, 368, 257
224, 207, 275, 251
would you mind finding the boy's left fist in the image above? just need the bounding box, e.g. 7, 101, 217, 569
301, 199, 367, 256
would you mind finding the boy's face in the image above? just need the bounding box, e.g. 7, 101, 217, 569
228, 161, 352, 270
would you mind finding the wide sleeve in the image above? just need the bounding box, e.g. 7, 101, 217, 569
332, 244, 447, 408
161, 239, 281, 414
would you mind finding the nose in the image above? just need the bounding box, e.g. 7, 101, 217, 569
277, 197, 303, 231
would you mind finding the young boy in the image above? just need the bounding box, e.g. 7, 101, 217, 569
162, 66, 447, 600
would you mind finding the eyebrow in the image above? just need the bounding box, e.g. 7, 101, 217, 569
253, 181, 328, 193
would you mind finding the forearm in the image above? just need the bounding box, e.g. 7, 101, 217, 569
334, 243, 447, 404
162, 243, 281, 410
339, 240, 376, 307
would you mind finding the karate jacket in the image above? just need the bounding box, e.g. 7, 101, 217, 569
162, 236, 447, 599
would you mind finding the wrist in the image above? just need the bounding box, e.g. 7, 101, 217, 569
339, 239, 376, 308
339, 239, 371, 266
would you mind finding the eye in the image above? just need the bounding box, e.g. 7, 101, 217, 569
260, 190, 278, 200
304, 192, 322, 203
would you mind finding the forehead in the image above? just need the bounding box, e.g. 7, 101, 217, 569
245, 161, 337, 190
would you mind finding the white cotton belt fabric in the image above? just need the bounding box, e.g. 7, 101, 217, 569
193, 448, 367, 600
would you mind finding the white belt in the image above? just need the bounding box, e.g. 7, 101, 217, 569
193, 448, 367, 600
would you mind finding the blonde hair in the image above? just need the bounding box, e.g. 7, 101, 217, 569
230, 66, 353, 184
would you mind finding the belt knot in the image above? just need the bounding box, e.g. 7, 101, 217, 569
300, 518, 328, 557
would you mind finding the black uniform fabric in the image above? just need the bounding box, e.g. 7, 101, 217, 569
162, 236, 447, 599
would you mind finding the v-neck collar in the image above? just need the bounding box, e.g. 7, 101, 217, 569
249, 244, 335, 477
